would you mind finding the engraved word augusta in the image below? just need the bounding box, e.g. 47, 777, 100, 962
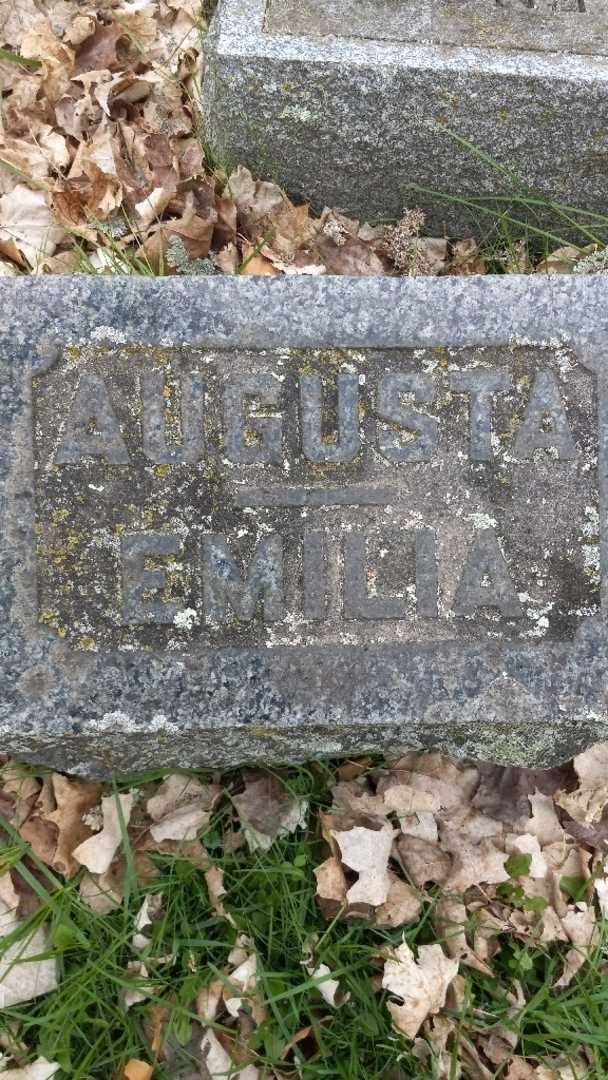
264, 0, 607, 55
32, 344, 599, 652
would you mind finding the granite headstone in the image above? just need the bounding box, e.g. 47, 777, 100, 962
2, 275, 608, 776
203, 0, 608, 231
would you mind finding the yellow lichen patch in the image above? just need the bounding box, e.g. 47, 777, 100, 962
154, 464, 171, 478
78, 635, 97, 651
39, 609, 67, 638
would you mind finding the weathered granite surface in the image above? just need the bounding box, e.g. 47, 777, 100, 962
203, 0, 608, 232
2, 274, 608, 776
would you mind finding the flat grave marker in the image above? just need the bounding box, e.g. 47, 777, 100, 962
2, 275, 608, 774
203, 0, 608, 230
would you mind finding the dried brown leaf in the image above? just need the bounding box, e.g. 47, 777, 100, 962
233, 772, 307, 851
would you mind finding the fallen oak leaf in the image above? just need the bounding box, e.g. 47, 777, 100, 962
332, 821, 395, 907
0, 184, 66, 267
382, 938, 459, 1039
555, 742, 608, 825
373, 874, 422, 929
554, 904, 598, 989
72, 792, 134, 874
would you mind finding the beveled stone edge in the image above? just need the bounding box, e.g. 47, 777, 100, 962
208, 0, 608, 80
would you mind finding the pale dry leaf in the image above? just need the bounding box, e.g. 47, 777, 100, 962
200, 1029, 259, 1080
554, 904, 598, 988
132, 892, 163, 950
536, 1057, 590, 1080
332, 821, 395, 907
72, 792, 133, 874
382, 939, 459, 1039
224, 951, 266, 1024
441, 833, 509, 892
505, 834, 548, 879
204, 864, 233, 922
381, 752, 478, 815
0, 872, 19, 912
373, 875, 422, 928
134, 185, 176, 230
150, 802, 211, 842
0, 184, 66, 267
504, 1061, 539, 1080
196, 978, 223, 1022
123, 960, 152, 1010
595, 873, 608, 917
0, 0, 44, 49
399, 811, 438, 843
0, 1059, 60, 1080
555, 743, 608, 825
536, 244, 596, 275
309, 963, 342, 1006
527, 792, 565, 846
79, 868, 123, 913
146, 774, 212, 819
0, 902, 58, 1007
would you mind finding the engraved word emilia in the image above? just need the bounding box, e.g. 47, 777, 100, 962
32, 346, 598, 649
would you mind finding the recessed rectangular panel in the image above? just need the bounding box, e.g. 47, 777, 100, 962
33, 343, 598, 652
264, 0, 608, 54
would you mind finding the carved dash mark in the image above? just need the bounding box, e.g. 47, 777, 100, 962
495, 0, 587, 8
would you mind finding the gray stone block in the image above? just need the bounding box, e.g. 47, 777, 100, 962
202, 0, 608, 232
2, 273, 608, 776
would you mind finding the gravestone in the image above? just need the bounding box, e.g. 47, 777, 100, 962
203, 0, 608, 231
2, 274, 608, 776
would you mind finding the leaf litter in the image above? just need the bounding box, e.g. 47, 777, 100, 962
0, 0, 601, 278
2, 746, 608, 1077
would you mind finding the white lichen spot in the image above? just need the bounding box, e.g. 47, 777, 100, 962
173, 608, 199, 631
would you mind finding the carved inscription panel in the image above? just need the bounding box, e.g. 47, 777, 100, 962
32, 344, 599, 652
264, 0, 608, 55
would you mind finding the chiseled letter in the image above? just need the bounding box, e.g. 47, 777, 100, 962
377, 373, 439, 463
223, 375, 283, 465
142, 371, 205, 464
121, 531, 182, 624
56, 374, 129, 464
343, 533, 406, 620
303, 530, 327, 620
513, 369, 577, 460
453, 529, 523, 618
300, 373, 360, 464
202, 533, 284, 623
449, 370, 511, 461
